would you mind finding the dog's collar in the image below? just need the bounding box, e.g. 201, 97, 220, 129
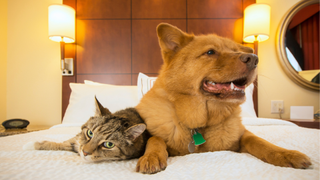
188, 129, 206, 153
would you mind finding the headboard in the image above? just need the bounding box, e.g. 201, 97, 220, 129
62, 0, 258, 120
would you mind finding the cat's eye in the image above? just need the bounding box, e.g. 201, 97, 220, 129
103, 142, 115, 149
206, 49, 215, 55
87, 130, 93, 138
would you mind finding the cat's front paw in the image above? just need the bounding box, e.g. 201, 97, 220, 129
266, 150, 312, 169
23, 141, 37, 150
136, 151, 167, 174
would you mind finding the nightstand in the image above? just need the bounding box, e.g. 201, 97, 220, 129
0, 125, 50, 137
284, 119, 320, 129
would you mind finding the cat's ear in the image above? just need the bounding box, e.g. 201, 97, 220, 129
125, 124, 146, 141
94, 96, 111, 117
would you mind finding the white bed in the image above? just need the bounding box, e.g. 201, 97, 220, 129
0, 118, 319, 180
0, 77, 319, 180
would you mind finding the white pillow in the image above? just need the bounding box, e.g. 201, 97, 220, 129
240, 83, 257, 118
137, 73, 157, 100
137, 73, 257, 118
62, 83, 139, 124
84, 80, 109, 85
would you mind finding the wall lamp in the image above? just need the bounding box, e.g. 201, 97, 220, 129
243, 3, 270, 116
48, 4, 75, 76
243, 3, 271, 55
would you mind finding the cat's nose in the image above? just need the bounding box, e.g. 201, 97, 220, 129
83, 150, 91, 156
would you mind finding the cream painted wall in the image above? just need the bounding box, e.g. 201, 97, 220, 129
257, 0, 319, 119
5, 0, 63, 126
3, 0, 319, 127
0, 0, 8, 122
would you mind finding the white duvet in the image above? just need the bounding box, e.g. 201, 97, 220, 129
0, 118, 319, 180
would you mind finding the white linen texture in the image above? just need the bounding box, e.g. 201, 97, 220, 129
0, 118, 318, 180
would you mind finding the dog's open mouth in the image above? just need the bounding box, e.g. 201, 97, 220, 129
202, 77, 247, 99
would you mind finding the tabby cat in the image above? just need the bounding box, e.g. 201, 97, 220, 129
23, 97, 149, 162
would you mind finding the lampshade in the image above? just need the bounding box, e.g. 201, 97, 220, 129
48, 4, 75, 43
243, 4, 270, 43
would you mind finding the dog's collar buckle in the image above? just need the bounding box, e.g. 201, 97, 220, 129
188, 129, 206, 153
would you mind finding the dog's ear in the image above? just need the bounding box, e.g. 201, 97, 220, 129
94, 96, 112, 117
157, 23, 193, 62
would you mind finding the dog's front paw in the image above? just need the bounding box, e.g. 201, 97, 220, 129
136, 151, 168, 174
266, 150, 311, 169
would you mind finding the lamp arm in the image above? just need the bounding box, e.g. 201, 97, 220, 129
254, 35, 258, 55
60, 38, 65, 70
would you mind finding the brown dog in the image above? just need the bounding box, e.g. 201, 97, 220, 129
135, 23, 311, 174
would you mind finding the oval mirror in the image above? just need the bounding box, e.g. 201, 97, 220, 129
277, 0, 320, 91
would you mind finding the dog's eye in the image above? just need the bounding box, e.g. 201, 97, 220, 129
206, 50, 215, 55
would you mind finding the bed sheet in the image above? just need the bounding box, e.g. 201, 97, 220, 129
0, 118, 319, 180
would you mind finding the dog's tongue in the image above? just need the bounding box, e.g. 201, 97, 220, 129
205, 82, 230, 92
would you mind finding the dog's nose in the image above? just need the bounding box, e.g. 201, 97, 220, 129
240, 54, 259, 70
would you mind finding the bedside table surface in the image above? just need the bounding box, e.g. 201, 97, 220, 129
0, 125, 51, 137
285, 119, 320, 129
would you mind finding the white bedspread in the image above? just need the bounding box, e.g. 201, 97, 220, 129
0, 118, 319, 180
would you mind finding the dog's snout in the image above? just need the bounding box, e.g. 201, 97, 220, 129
240, 54, 258, 69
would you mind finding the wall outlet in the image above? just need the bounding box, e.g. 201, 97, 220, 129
271, 100, 284, 114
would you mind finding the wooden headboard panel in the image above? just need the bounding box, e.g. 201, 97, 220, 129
62, 0, 257, 119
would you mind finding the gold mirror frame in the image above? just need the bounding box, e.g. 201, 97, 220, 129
277, 0, 320, 91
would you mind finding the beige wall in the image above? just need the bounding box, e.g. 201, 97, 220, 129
257, 0, 319, 119
2, 0, 319, 127
5, 0, 62, 126
0, 0, 8, 123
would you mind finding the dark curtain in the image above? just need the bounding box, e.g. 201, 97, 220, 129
291, 12, 319, 70
301, 12, 319, 70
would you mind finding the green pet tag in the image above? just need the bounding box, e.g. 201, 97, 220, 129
193, 131, 206, 146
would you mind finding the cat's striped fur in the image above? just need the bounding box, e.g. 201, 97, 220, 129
24, 97, 149, 162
